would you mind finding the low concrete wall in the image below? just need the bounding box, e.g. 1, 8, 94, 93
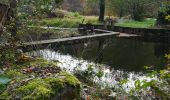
113, 26, 170, 38
112, 26, 170, 43
79, 24, 170, 40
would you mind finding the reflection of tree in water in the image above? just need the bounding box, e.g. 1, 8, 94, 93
154, 44, 170, 57
95, 39, 113, 63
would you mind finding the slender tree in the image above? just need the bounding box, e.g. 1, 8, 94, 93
99, 0, 105, 21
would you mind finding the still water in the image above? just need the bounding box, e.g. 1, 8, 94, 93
51, 38, 169, 71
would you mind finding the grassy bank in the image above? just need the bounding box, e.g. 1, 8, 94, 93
30, 15, 99, 28
17, 27, 80, 42
115, 18, 156, 28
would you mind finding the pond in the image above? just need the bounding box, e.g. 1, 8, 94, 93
27, 37, 169, 90
49, 38, 169, 72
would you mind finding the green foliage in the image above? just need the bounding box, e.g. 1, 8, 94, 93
74, 64, 104, 83
165, 54, 170, 59
0, 84, 6, 93
109, 0, 128, 17
108, 0, 159, 20
83, 64, 95, 78
129, 56, 170, 98
116, 54, 170, 99
165, 15, 170, 21
96, 71, 104, 79
119, 79, 129, 85
157, 2, 170, 25
19, 0, 63, 18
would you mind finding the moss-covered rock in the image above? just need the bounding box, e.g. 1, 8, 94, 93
0, 58, 81, 100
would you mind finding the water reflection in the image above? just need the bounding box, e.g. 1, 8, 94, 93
52, 38, 169, 71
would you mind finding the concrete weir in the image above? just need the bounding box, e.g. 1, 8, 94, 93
20, 31, 119, 51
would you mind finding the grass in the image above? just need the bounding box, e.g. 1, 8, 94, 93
38, 18, 83, 28
17, 27, 80, 41
84, 16, 100, 24
115, 18, 156, 28
36, 17, 155, 28
32, 15, 100, 28
26, 10, 100, 28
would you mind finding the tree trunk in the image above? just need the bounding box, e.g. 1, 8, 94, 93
0, 4, 9, 33
99, 0, 105, 21
8, 0, 18, 36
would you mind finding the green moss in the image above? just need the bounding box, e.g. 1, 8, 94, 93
0, 58, 81, 99
0, 91, 11, 100
6, 70, 28, 82
12, 75, 80, 99
16, 79, 53, 100
28, 58, 58, 68
58, 71, 81, 86
22, 86, 51, 100
44, 78, 64, 92
16, 57, 59, 69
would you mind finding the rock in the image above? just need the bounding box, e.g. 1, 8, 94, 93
51, 86, 81, 100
